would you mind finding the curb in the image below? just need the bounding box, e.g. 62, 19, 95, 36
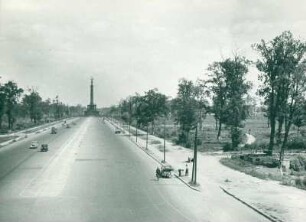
107, 119, 283, 222
106, 119, 201, 192
130, 135, 201, 192
174, 174, 201, 192
220, 186, 282, 222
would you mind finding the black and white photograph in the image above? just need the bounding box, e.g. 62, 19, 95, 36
0, 0, 306, 221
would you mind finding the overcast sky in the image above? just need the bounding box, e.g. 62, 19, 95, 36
0, 0, 306, 107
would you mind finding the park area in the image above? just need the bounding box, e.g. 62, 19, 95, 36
121, 112, 306, 191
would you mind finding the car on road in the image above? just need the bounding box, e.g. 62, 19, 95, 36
29, 141, 39, 149
66, 124, 71, 128
114, 128, 121, 134
51, 127, 57, 134
160, 165, 174, 178
41, 144, 48, 152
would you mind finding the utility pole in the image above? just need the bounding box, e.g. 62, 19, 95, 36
163, 118, 166, 163
191, 123, 198, 185
146, 125, 149, 149
55, 95, 60, 119
136, 124, 138, 143
128, 99, 131, 137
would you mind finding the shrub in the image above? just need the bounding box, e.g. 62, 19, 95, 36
260, 156, 279, 168
230, 127, 243, 148
233, 154, 279, 168
290, 155, 306, 171
286, 137, 306, 150
223, 142, 236, 152
294, 177, 306, 188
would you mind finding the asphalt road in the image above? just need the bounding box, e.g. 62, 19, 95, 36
0, 117, 270, 222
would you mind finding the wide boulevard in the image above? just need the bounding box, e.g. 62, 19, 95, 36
0, 117, 269, 222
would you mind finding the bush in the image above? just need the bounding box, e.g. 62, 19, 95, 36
223, 142, 236, 152
260, 156, 279, 168
290, 155, 306, 171
230, 127, 243, 148
233, 154, 279, 168
244, 142, 269, 151
286, 137, 306, 150
295, 177, 306, 188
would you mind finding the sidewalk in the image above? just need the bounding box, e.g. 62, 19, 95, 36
106, 119, 306, 222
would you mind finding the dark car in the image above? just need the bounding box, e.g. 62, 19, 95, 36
41, 144, 48, 152
160, 165, 174, 178
51, 127, 57, 134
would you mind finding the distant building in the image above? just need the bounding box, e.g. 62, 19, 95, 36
84, 78, 100, 116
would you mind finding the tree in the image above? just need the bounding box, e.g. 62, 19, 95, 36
279, 62, 306, 165
22, 89, 43, 124
207, 63, 227, 139
135, 89, 168, 148
194, 79, 210, 131
172, 79, 197, 147
292, 99, 306, 133
253, 31, 306, 156
2, 81, 23, 129
222, 56, 251, 148
0, 84, 6, 129
207, 56, 251, 148
144, 89, 168, 134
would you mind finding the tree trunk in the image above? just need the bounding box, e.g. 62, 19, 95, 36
276, 117, 284, 145
8, 114, 12, 130
199, 109, 203, 131
268, 115, 276, 155
217, 120, 222, 140
268, 90, 276, 156
215, 118, 218, 130
151, 122, 154, 135
279, 121, 291, 169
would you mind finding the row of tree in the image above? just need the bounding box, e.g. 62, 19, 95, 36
105, 31, 306, 164
0, 80, 85, 131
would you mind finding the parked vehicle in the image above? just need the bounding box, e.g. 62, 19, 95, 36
41, 144, 48, 152
158, 165, 174, 178
51, 127, 57, 134
115, 128, 121, 134
29, 141, 39, 149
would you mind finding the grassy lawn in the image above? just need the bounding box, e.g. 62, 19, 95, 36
121, 112, 306, 152
220, 157, 306, 190
115, 115, 306, 190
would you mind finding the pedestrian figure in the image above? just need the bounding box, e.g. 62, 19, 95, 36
156, 167, 161, 180
185, 164, 189, 176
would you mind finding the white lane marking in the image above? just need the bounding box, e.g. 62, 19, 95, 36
19, 118, 90, 198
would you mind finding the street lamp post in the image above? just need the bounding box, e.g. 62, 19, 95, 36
191, 122, 198, 185
146, 125, 149, 149
136, 123, 138, 143
163, 118, 166, 163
